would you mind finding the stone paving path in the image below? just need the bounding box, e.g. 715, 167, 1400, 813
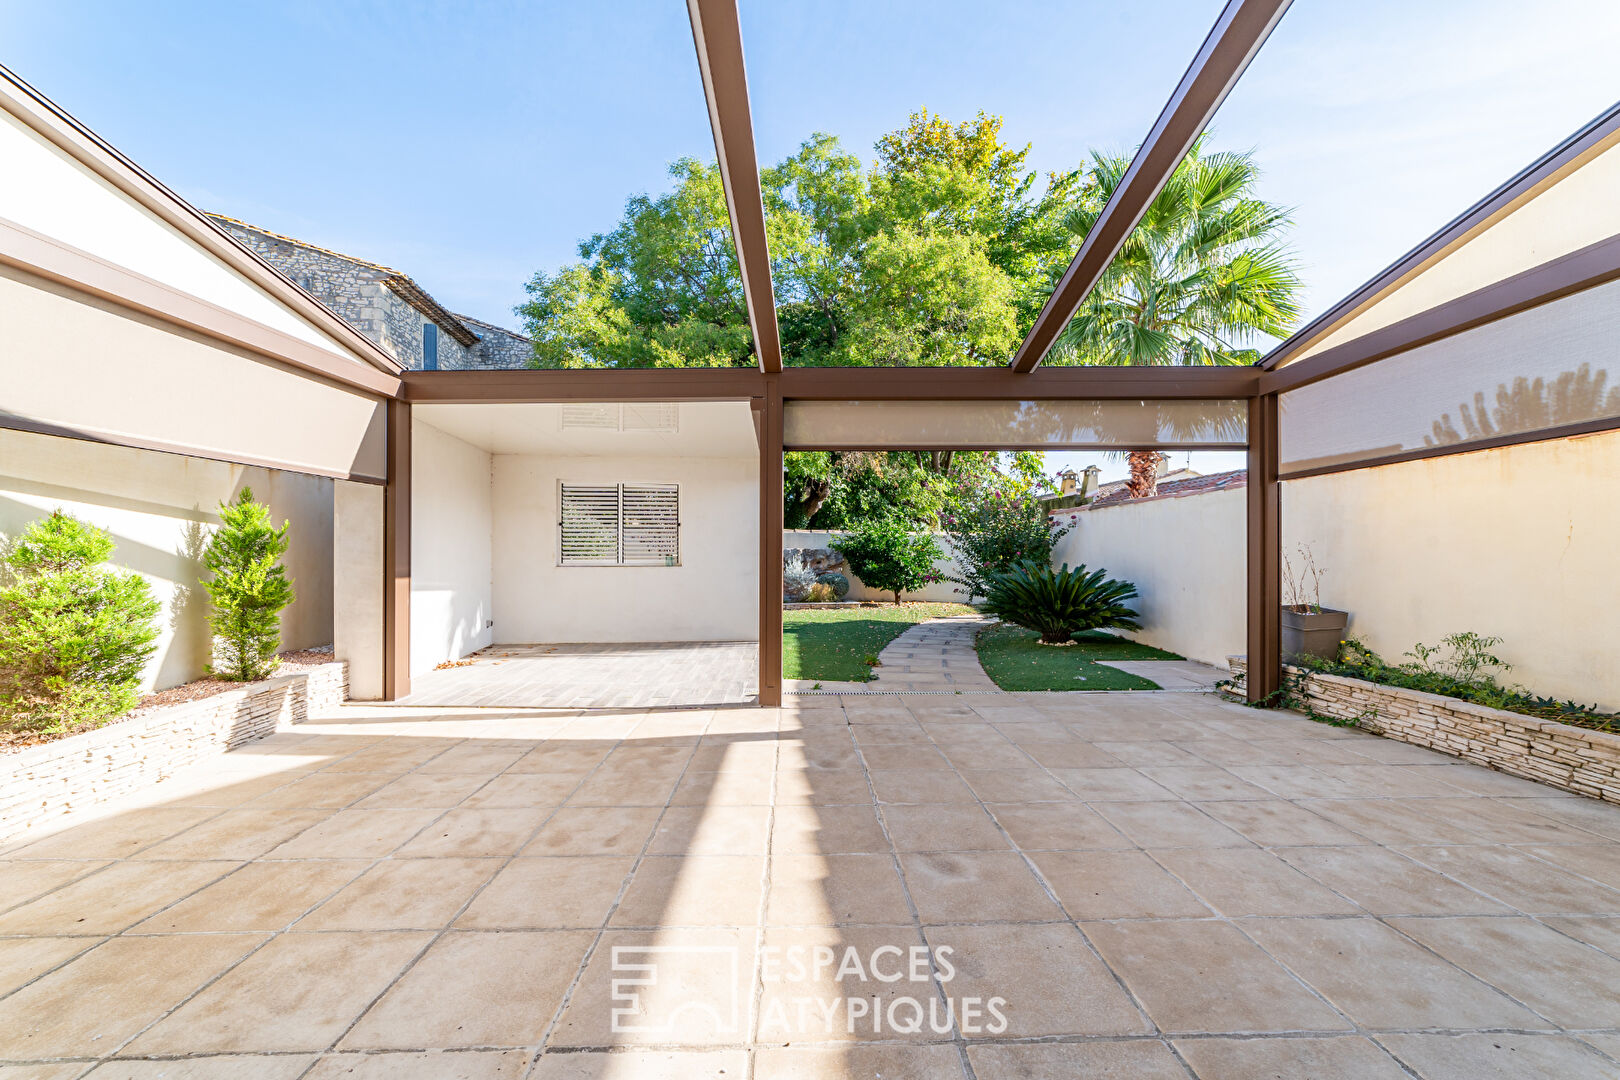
1099, 658, 1228, 690
865, 615, 1001, 692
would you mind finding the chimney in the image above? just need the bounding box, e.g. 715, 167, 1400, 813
1154, 452, 1171, 479
1080, 465, 1100, 500
1057, 468, 1078, 495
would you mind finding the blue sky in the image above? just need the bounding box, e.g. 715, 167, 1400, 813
5, 1, 1617, 479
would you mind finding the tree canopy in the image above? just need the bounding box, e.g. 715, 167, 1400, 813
519, 110, 1078, 369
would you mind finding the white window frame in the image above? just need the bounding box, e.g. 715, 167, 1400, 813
557, 481, 680, 567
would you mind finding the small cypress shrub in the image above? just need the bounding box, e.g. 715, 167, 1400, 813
203, 488, 295, 682
0, 511, 160, 733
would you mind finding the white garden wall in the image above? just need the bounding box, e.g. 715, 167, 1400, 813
0, 427, 334, 692
410, 418, 494, 675
1283, 430, 1620, 711
783, 530, 966, 603
1050, 491, 1246, 667
494, 453, 758, 642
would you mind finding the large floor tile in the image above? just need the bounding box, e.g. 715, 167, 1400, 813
924, 922, 1149, 1037
0, 933, 264, 1059
612, 855, 765, 927
756, 925, 940, 1042
127, 931, 430, 1054
300, 858, 500, 930
550, 928, 755, 1047
6, 807, 219, 860
0, 860, 236, 935
648, 805, 770, 856
1388, 915, 1620, 1028
304, 1050, 529, 1078
1174, 1036, 1412, 1080
1377, 1032, 1620, 1080
1243, 918, 1543, 1030
457, 856, 633, 929
1395, 844, 1620, 913
984, 802, 1132, 851
1194, 799, 1367, 846
773, 805, 890, 855
1274, 845, 1512, 915
1083, 919, 1350, 1035
1031, 851, 1209, 919
87, 1054, 319, 1078
754, 1045, 964, 1080
766, 853, 913, 926
882, 805, 1011, 852
132, 859, 368, 932
1152, 848, 1361, 916
898, 852, 1064, 925
0, 936, 96, 997
342, 930, 592, 1049
1090, 801, 1252, 848
392, 808, 551, 858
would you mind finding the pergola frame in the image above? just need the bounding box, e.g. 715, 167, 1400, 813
355, 0, 1619, 710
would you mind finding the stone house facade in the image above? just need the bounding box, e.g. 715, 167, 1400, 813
208, 214, 531, 370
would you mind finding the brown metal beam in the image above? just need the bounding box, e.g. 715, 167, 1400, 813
1261, 232, 1620, 397
1009, 0, 1293, 373
402, 363, 1261, 404
1261, 101, 1620, 371
779, 364, 1261, 401
1245, 394, 1281, 702
382, 399, 411, 701
755, 381, 784, 706
688, 0, 783, 373
403, 368, 765, 403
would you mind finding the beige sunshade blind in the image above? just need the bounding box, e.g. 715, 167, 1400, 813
559, 483, 679, 566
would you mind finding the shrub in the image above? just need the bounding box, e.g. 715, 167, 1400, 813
942, 479, 1071, 601
804, 582, 837, 603
814, 571, 850, 600
981, 560, 1141, 644
0, 511, 160, 734
831, 519, 943, 604
782, 552, 817, 601
1293, 634, 1619, 735
203, 489, 295, 681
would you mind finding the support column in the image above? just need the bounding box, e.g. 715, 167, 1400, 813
1246, 393, 1281, 701
756, 380, 783, 706
382, 398, 411, 701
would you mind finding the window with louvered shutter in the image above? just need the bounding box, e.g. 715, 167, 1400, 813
558, 484, 620, 564
620, 484, 679, 565
558, 483, 679, 566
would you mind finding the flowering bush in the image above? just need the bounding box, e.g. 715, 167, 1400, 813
942, 476, 1071, 602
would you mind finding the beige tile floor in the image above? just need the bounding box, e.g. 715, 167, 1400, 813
3, 692, 1620, 1079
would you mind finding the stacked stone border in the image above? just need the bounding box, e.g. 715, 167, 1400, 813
1, 661, 348, 844
1227, 656, 1620, 803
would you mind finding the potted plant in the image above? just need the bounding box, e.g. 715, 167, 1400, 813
1281, 544, 1348, 661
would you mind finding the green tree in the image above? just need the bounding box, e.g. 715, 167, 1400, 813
943, 477, 1072, 602
519, 110, 1079, 370
1049, 140, 1302, 495
830, 519, 944, 604
203, 489, 295, 682
0, 511, 160, 733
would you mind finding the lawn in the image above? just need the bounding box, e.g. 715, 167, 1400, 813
783, 602, 977, 682
975, 625, 1183, 691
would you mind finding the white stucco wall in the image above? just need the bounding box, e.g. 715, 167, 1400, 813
493, 453, 758, 642
0, 427, 334, 692
410, 419, 494, 675
1283, 430, 1620, 711
333, 481, 384, 700
783, 530, 966, 603
1053, 431, 1620, 709
1050, 492, 1246, 668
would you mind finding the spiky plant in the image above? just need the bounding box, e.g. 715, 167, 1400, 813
202, 488, 295, 681
980, 560, 1141, 644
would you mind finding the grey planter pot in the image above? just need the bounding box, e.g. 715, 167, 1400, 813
1280, 607, 1349, 662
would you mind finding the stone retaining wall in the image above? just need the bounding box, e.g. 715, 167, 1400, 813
1, 662, 348, 843
1228, 657, 1620, 803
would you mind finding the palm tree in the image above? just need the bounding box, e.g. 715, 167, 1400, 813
1049, 140, 1302, 497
